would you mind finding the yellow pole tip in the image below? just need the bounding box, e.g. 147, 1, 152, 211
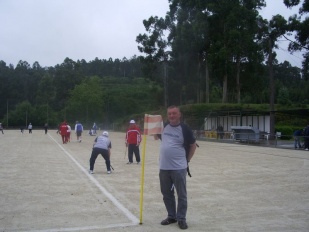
139, 222, 143, 225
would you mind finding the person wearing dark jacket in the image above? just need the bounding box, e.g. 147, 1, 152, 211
0, 123, 4, 134
293, 129, 303, 149
304, 124, 309, 151
44, 123, 48, 134
125, 120, 142, 164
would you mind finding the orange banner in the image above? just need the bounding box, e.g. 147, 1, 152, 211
143, 114, 163, 135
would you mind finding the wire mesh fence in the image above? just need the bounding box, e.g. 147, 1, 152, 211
195, 130, 309, 150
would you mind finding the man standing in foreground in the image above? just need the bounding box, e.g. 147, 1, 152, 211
157, 105, 196, 230
125, 120, 142, 164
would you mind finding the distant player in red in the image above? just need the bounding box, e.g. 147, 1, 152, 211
59, 121, 68, 144
125, 119, 142, 164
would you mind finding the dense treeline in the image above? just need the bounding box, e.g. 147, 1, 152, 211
0, 0, 308, 129
0, 56, 307, 129
0, 57, 162, 129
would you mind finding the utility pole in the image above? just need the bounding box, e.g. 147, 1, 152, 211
163, 51, 171, 108
163, 61, 168, 108
268, 34, 275, 140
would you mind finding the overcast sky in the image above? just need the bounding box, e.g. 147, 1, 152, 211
0, 0, 305, 68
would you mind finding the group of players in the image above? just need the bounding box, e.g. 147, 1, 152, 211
57, 121, 84, 144
57, 121, 72, 144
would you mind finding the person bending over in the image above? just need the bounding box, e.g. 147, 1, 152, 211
89, 131, 112, 174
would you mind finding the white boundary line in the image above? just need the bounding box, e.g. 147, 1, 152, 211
29, 223, 138, 232
26, 134, 139, 232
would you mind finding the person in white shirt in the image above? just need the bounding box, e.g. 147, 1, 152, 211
28, 123, 33, 133
89, 131, 112, 174
66, 124, 71, 142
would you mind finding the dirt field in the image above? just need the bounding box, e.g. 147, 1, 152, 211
0, 130, 308, 232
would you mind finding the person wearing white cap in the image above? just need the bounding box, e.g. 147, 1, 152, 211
125, 119, 142, 164
89, 131, 112, 174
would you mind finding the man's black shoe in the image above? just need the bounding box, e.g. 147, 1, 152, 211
161, 217, 177, 225
178, 220, 188, 229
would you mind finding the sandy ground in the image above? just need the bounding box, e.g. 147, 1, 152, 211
0, 129, 308, 232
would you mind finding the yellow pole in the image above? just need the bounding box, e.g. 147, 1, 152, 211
139, 134, 147, 224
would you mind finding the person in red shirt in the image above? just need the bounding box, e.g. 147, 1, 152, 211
125, 120, 142, 164
59, 121, 68, 144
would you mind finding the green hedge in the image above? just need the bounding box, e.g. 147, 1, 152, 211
275, 126, 294, 140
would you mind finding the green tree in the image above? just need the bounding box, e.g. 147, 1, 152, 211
66, 76, 105, 126
35, 73, 56, 105
205, 0, 266, 103
53, 58, 84, 111
277, 86, 291, 105
136, 16, 170, 80
137, 0, 267, 105
284, 0, 309, 80
6, 101, 32, 127
257, 14, 288, 138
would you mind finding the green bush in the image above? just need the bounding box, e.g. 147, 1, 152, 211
275, 125, 293, 140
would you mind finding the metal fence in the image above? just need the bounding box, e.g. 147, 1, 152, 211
195, 130, 308, 150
